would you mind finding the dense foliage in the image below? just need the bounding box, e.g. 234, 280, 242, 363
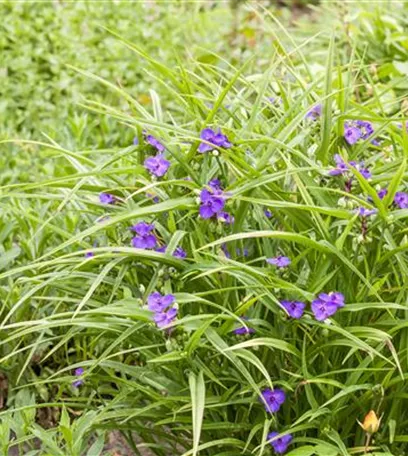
2, 1, 408, 455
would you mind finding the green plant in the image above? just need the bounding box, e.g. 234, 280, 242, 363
2, 2, 408, 456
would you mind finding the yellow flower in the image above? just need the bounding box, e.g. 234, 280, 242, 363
358, 410, 381, 434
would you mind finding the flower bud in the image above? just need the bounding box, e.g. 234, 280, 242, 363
358, 410, 381, 434
357, 234, 365, 244
338, 197, 347, 208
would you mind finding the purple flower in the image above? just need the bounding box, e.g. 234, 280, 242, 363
306, 104, 322, 120
199, 188, 226, 219
356, 207, 377, 217
329, 154, 349, 176
85, 251, 94, 258
131, 222, 157, 249
155, 245, 187, 258
357, 165, 371, 179
268, 432, 293, 454
349, 160, 372, 179
154, 307, 178, 328
148, 291, 178, 329
236, 247, 249, 257
311, 292, 345, 321
131, 222, 155, 235
217, 211, 234, 224
144, 154, 170, 177
264, 209, 273, 218
356, 120, 374, 140
147, 292, 175, 312
281, 300, 306, 319
368, 189, 387, 203
221, 243, 231, 258
208, 178, 222, 190
72, 367, 84, 388
133, 136, 139, 145
233, 326, 255, 335
344, 120, 374, 145
74, 367, 84, 376
99, 193, 115, 204
198, 128, 232, 153
378, 188, 387, 200
266, 256, 291, 268
395, 191, 408, 209
261, 388, 286, 413
329, 155, 371, 179
233, 317, 255, 335
344, 123, 362, 145
145, 134, 165, 152
146, 193, 160, 203
174, 246, 187, 258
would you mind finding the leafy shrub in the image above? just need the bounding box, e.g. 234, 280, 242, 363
2, 1, 408, 456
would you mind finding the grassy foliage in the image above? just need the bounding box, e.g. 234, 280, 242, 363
2, 1, 408, 455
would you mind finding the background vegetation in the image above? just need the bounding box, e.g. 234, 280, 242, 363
2, 0, 408, 455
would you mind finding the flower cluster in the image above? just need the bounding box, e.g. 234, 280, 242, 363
199, 180, 231, 220
265, 254, 344, 323
329, 154, 371, 179
259, 295, 343, 451
87, 120, 385, 456
198, 128, 232, 153
147, 292, 178, 328
280, 294, 343, 322
369, 188, 408, 209
199, 187, 225, 219
131, 222, 157, 249
261, 388, 292, 453
344, 120, 375, 145
311, 292, 345, 321
72, 367, 84, 388
134, 132, 171, 177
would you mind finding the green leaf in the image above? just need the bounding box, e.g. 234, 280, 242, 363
189, 371, 206, 456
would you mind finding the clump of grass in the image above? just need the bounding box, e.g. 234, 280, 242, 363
2, 1, 408, 456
